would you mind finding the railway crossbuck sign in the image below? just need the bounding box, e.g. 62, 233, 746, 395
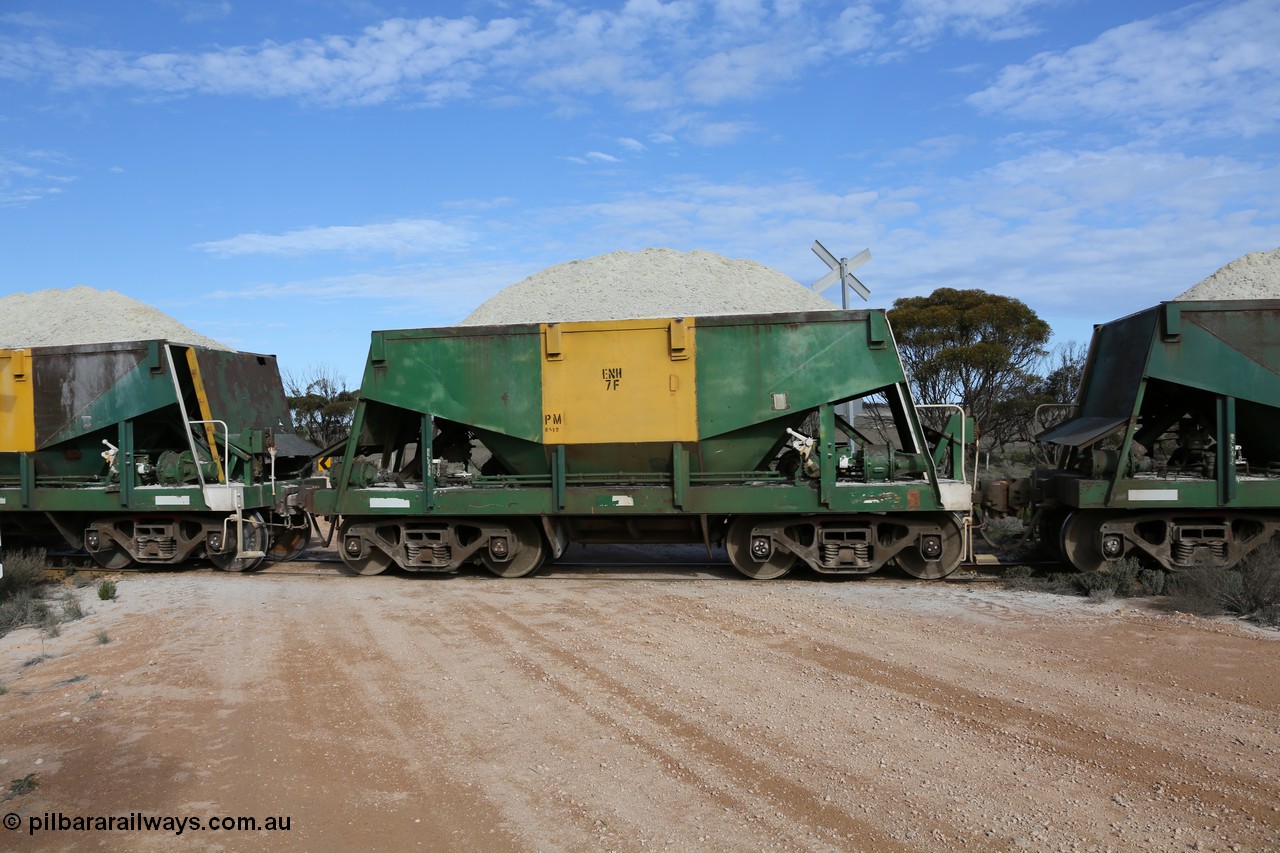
810, 241, 871, 307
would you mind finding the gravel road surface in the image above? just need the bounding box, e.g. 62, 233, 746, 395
1, 559, 1277, 852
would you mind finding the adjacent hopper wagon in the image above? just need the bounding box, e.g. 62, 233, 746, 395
0, 340, 317, 570
310, 309, 974, 579
979, 299, 1280, 572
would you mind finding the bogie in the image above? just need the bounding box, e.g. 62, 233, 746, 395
722, 513, 965, 580
337, 517, 548, 577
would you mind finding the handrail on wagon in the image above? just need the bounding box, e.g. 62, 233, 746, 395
914, 403, 968, 484
187, 419, 232, 486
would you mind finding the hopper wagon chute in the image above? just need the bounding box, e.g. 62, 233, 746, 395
0, 340, 318, 570
312, 309, 974, 579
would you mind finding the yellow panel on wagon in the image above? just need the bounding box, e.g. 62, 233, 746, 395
0, 348, 36, 452
540, 318, 697, 445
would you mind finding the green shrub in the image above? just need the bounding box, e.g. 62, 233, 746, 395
1087, 585, 1115, 604
0, 550, 55, 638
1042, 573, 1082, 595
1074, 557, 1142, 598
1165, 543, 1280, 624
0, 549, 48, 600
96, 630, 110, 645
984, 517, 1029, 548
62, 596, 84, 621
1075, 570, 1113, 594
1166, 570, 1224, 616
0, 590, 52, 637
1139, 569, 1166, 596
8, 773, 38, 797
1226, 545, 1280, 624
97, 579, 117, 601
1000, 565, 1038, 590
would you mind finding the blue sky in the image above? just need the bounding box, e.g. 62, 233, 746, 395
3, 0, 1278, 383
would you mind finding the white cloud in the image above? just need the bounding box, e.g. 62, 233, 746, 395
2, 17, 522, 107
0, 11, 62, 29
204, 258, 540, 324
868, 145, 1280, 320
0, 150, 76, 207
658, 110, 756, 147
688, 120, 753, 146
442, 196, 516, 211
897, 0, 1052, 46
0, 3, 895, 112
195, 218, 473, 257
618, 137, 647, 152
833, 3, 882, 52
710, 0, 771, 30
509, 144, 1279, 325
184, 139, 1278, 361
685, 44, 783, 103
969, 0, 1280, 139
880, 134, 971, 165
586, 151, 622, 162
157, 0, 233, 24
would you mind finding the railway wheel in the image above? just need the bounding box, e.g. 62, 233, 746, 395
267, 513, 312, 562
208, 512, 268, 572
88, 540, 133, 570
896, 514, 965, 580
1060, 509, 1120, 573
1034, 508, 1070, 561
337, 520, 394, 576
725, 517, 797, 580
480, 519, 546, 578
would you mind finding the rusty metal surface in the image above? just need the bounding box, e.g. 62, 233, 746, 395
31, 342, 167, 448
192, 348, 297, 438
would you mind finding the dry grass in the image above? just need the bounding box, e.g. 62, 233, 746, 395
0, 549, 54, 637
1166, 542, 1280, 626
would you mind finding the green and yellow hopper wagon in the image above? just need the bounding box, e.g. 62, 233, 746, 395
0, 340, 317, 571
980, 299, 1280, 573
312, 309, 973, 579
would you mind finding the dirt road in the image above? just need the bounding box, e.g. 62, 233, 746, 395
1, 557, 1277, 851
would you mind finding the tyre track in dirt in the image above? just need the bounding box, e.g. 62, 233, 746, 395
367, 590, 870, 851
3, 571, 1278, 852
262, 604, 525, 851
461, 580, 1280, 850
565, 586, 1094, 848
650, 583, 1280, 850
463, 599, 910, 852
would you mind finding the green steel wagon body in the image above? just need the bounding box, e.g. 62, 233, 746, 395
311, 309, 973, 579
0, 340, 316, 571
981, 299, 1280, 572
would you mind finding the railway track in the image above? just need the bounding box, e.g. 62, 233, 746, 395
41, 550, 1032, 583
